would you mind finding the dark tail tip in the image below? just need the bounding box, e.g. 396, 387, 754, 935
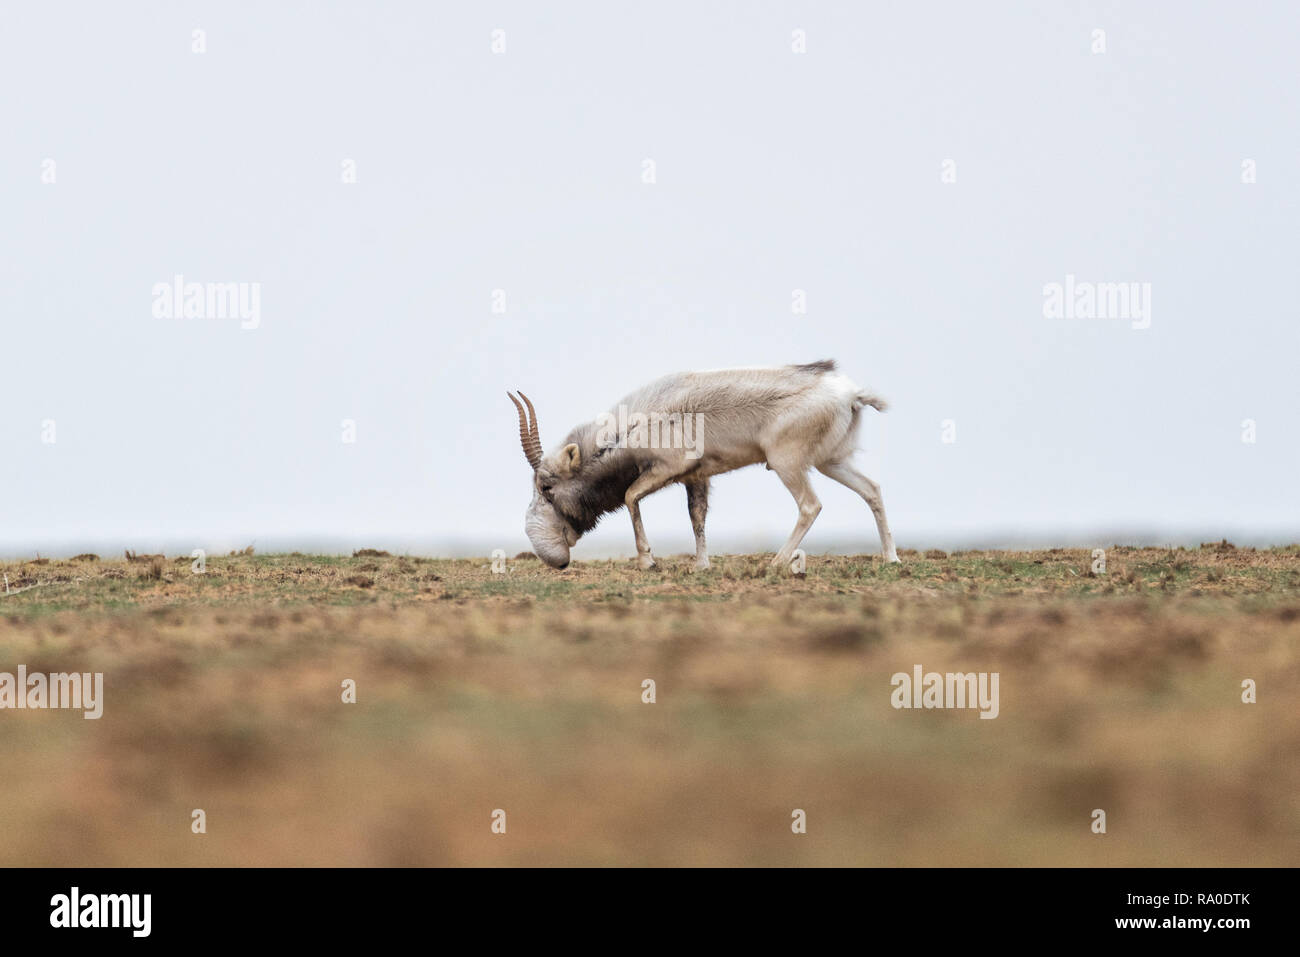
793, 359, 836, 374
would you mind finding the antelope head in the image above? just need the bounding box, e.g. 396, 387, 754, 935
509, 391, 581, 569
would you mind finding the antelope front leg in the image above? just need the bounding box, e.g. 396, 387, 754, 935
625, 464, 677, 570
686, 477, 710, 570
627, 497, 655, 569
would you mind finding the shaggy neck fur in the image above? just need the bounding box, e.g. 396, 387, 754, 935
550, 422, 643, 535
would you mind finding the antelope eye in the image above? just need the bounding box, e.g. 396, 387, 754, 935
540, 483, 554, 496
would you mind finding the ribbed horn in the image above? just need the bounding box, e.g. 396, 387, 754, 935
508, 391, 543, 470
518, 391, 541, 452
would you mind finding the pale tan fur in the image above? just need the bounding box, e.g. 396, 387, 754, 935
518, 362, 900, 570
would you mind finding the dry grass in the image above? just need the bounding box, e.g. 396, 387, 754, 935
0, 546, 1297, 866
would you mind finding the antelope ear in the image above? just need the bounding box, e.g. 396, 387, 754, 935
559, 443, 581, 475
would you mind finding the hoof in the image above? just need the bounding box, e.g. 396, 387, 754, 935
638, 554, 657, 571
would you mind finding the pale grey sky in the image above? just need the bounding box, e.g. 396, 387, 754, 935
2, 1, 1296, 558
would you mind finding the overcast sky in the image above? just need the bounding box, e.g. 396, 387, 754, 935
2, 1, 1296, 559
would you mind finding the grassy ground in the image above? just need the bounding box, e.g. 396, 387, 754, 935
0, 545, 1297, 866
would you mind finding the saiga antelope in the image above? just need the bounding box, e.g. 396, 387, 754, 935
509, 360, 899, 570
